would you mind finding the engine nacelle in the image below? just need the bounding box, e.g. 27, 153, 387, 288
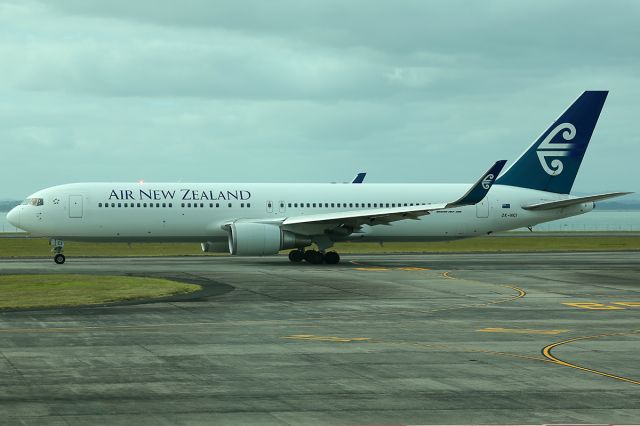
228, 222, 311, 256
200, 241, 229, 253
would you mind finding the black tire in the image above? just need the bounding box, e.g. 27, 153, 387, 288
324, 251, 340, 264
54, 254, 66, 264
310, 251, 325, 264
304, 250, 317, 263
304, 250, 324, 264
288, 250, 304, 262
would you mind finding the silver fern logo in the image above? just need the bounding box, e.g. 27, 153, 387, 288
536, 123, 576, 176
481, 174, 495, 190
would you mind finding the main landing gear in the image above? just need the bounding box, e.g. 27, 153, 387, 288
288, 249, 340, 265
50, 239, 65, 264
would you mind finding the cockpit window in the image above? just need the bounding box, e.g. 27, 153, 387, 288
22, 198, 44, 206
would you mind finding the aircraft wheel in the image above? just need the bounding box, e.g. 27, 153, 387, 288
54, 254, 66, 264
304, 250, 324, 264
288, 249, 304, 262
324, 251, 340, 264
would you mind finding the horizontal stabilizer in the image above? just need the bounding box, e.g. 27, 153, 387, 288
522, 192, 633, 211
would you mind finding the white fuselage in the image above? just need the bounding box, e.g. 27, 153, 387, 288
9, 182, 593, 245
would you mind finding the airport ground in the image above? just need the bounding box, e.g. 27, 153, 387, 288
0, 251, 639, 425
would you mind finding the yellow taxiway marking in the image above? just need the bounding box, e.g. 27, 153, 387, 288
353, 267, 389, 271
542, 330, 640, 386
479, 327, 569, 335
442, 271, 527, 307
352, 266, 431, 271
563, 302, 625, 310
282, 334, 370, 343
614, 302, 640, 308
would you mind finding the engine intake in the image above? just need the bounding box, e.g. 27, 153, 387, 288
228, 222, 311, 256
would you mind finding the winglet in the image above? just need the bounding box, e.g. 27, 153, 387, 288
352, 172, 366, 184
446, 160, 507, 208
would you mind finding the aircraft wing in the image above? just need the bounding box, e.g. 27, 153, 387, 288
522, 192, 633, 211
281, 160, 506, 231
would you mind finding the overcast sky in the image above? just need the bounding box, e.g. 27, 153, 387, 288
1, 0, 638, 198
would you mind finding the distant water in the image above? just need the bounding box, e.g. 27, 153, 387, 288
1, 210, 639, 233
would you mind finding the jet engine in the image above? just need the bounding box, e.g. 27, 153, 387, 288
227, 222, 311, 256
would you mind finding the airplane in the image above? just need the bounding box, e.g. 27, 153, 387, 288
6, 91, 630, 265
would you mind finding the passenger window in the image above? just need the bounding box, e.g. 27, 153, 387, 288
118, 203, 122, 208
228, 203, 232, 208
306, 203, 310, 208
105, 204, 109, 208
150, 204, 153, 208
98, 203, 102, 207
169, 203, 172, 208
367, 203, 371, 208
312, 203, 316, 208
288, 203, 292, 208
337, 203, 341, 208
186, 203, 190, 207
200, 203, 203, 208
331, 203, 335, 208
247, 203, 251, 208
241, 203, 245, 208
349, 203, 353, 208
294, 203, 298, 208
324, 203, 328, 207
216, 203, 220, 208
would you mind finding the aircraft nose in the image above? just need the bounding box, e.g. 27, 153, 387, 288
6, 207, 20, 228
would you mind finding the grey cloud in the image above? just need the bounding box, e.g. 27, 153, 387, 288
0, 0, 637, 199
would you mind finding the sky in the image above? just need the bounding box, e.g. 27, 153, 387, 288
1, 0, 638, 199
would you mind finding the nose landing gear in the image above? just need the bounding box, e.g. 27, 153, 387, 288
50, 239, 65, 264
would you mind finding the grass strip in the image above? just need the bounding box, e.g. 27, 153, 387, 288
0, 274, 200, 309
0, 236, 639, 258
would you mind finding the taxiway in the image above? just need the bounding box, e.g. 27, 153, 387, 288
0, 252, 639, 425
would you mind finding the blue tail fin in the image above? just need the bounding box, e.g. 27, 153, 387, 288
495, 91, 608, 194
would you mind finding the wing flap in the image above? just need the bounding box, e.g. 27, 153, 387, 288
522, 192, 632, 211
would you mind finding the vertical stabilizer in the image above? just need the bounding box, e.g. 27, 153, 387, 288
495, 91, 608, 194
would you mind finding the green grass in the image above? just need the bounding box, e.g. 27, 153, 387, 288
0, 274, 201, 309
0, 235, 639, 258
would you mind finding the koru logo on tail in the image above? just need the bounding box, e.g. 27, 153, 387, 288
481, 174, 495, 190
536, 122, 576, 176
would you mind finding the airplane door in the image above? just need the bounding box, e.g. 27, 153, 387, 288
266, 200, 273, 213
69, 195, 83, 218
278, 200, 286, 213
476, 198, 489, 218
